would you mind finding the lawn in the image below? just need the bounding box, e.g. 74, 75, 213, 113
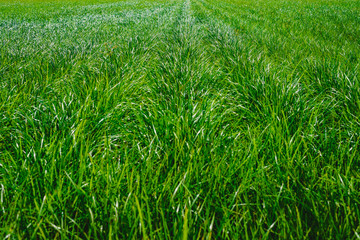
0, 0, 360, 238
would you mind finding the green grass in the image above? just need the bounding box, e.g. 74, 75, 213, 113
1, 0, 360, 238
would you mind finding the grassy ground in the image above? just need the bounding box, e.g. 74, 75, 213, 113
1, 0, 360, 238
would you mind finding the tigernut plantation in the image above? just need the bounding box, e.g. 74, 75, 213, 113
0, 0, 359, 239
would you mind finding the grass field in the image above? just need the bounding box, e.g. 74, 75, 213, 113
1, 0, 360, 238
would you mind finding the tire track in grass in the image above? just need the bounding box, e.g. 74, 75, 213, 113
131, 1, 254, 238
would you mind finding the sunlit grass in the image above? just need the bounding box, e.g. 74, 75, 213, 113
0, 0, 359, 238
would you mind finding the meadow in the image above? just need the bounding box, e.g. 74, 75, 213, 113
0, 0, 360, 238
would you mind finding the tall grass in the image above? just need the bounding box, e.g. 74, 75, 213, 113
0, 0, 359, 238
